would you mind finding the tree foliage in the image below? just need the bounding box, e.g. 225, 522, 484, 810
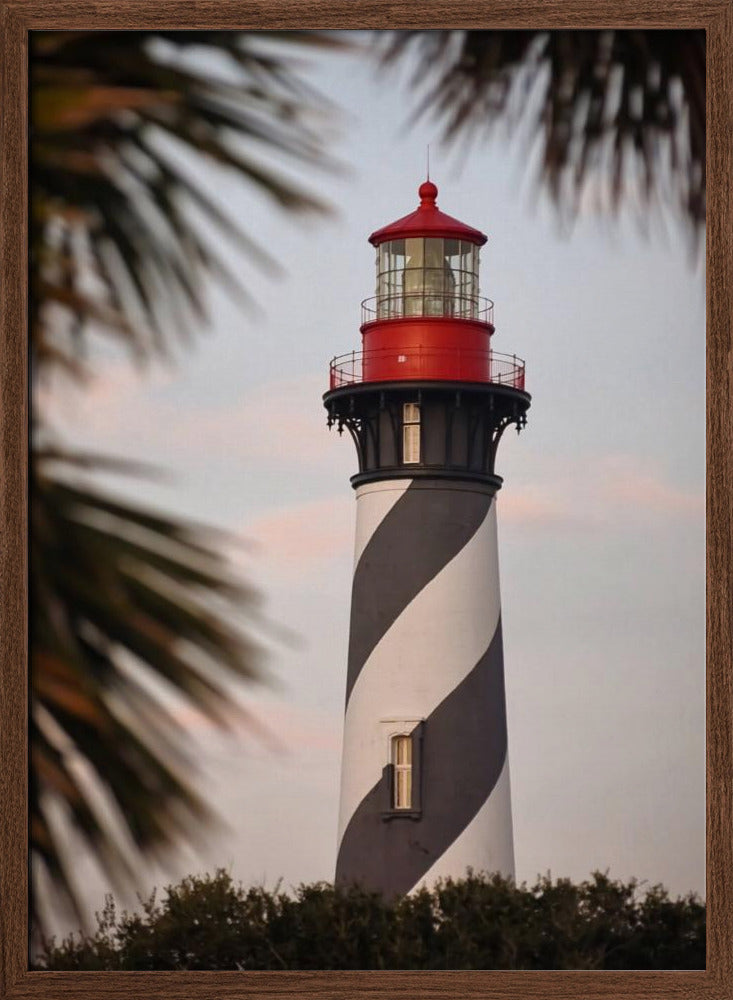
36, 869, 705, 971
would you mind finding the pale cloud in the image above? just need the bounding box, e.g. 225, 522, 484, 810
171, 695, 342, 759
239, 495, 354, 578
236, 458, 699, 574
501, 454, 703, 530
232, 696, 342, 758
38, 366, 335, 469
35, 359, 184, 465
499, 487, 577, 527
594, 455, 704, 517
187, 374, 331, 465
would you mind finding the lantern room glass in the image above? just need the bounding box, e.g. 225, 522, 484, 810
376, 238, 479, 320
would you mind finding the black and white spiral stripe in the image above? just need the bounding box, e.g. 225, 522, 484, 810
335, 477, 514, 896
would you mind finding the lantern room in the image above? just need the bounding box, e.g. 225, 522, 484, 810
374, 236, 480, 320
370, 181, 486, 324
329, 181, 527, 388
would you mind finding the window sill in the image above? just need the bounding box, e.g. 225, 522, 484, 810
380, 809, 422, 822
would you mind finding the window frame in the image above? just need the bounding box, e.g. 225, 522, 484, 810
391, 734, 413, 810
402, 402, 421, 465
380, 719, 424, 821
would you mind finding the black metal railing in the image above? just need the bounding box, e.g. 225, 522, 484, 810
361, 294, 494, 325
328, 346, 525, 391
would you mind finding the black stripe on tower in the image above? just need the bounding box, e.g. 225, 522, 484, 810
345, 481, 493, 706
336, 620, 508, 896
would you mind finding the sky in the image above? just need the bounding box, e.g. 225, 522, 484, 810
36, 33, 706, 937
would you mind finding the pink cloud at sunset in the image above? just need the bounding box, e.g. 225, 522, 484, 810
594, 455, 704, 516
233, 696, 342, 758
171, 695, 342, 759
238, 495, 354, 578
499, 488, 576, 527
501, 454, 703, 531
187, 374, 332, 465
39, 367, 337, 469
35, 360, 177, 438
234, 456, 701, 579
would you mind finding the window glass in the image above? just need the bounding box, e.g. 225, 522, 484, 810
373, 237, 481, 320
376, 248, 388, 318
393, 734, 412, 765
423, 238, 444, 269
445, 238, 461, 270
456, 241, 477, 318
389, 240, 405, 272
403, 424, 419, 463
376, 241, 405, 317
466, 242, 477, 276
404, 238, 424, 269
403, 403, 420, 463
403, 245, 423, 315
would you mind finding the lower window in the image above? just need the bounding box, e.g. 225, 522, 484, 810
380, 720, 424, 819
391, 734, 413, 809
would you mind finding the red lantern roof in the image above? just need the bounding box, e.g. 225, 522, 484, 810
368, 181, 487, 247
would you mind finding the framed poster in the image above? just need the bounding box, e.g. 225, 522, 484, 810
1, 3, 730, 998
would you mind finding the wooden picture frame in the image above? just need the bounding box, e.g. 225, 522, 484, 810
1, 3, 730, 997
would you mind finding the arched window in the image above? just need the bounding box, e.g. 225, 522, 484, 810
391, 734, 413, 809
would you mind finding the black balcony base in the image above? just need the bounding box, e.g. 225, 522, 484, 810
324, 381, 530, 484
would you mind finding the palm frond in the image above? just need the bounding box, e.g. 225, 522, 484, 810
30, 31, 344, 376
382, 30, 705, 234
31, 446, 264, 925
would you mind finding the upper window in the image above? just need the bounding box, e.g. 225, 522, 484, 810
402, 403, 420, 464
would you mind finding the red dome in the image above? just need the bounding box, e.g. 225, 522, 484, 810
368, 181, 487, 247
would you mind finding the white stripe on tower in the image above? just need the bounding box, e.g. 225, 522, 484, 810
335, 479, 514, 895
352, 479, 412, 566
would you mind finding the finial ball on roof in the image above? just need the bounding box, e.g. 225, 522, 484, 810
419, 180, 438, 203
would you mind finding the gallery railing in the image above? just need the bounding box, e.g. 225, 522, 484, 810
328, 347, 525, 391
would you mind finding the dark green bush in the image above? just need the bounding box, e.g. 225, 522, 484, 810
35, 869, 705, 970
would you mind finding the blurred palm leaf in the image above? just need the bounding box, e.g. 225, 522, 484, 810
30, 30, 341, 374
383, 30, 705, 232
30, 30, 341, 930
31, 445, 265, 926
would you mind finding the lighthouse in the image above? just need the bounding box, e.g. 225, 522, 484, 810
324, 181, 530, 896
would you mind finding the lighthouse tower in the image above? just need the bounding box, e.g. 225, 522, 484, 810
324, 181, 530, 896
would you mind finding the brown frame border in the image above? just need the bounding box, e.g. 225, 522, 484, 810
1, 3, 730, 998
